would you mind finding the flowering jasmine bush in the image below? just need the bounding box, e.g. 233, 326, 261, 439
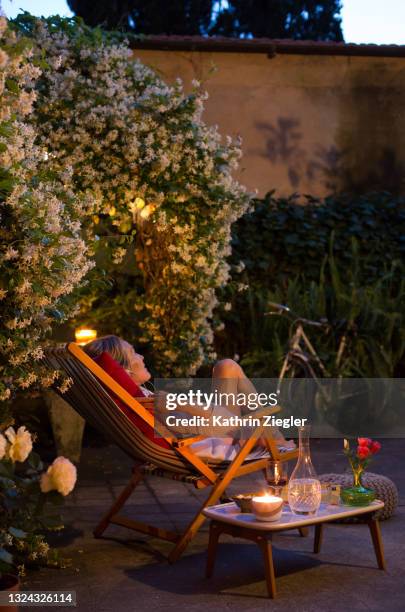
0, 17, 94, 410
14, 14, 251, 376
0, 426, 77, 579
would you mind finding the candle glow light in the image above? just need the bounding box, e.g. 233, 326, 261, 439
251, 493, 283, 522
75, 328, 97, 346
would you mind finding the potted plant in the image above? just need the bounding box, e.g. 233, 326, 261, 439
341, 437, 381, 506
0, 425, 77, 610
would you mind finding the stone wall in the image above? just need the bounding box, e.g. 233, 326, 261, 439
133, 46, 405, 197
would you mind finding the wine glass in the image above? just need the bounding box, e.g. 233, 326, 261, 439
265, 461, 288, 497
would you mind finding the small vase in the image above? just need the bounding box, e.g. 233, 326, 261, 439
340, 466, 376, 506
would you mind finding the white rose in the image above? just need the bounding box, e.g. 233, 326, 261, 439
5, 426, 33, 462
40, 457, 77, 496
0, 433, 7, 460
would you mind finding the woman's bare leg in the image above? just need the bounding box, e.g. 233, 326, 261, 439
212, 358, 294, 447
212, 358, 257, 415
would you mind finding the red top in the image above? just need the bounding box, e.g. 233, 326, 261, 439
94, 351, 170, 449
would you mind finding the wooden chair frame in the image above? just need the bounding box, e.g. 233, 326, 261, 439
65, 343, 299, 563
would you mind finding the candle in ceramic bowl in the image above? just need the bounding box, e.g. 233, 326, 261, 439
251, 494, 283, 522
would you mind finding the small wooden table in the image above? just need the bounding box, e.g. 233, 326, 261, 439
203, 500, 385, 598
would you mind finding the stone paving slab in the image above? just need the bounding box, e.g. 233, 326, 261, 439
22, 439, 405, 612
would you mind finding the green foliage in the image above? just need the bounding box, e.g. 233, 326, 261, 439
217, 192, 405, 379
0, 449, 66, 579
11, 11, 130, 46
10, 13, 250, 377
0, 16, 94, 405
231, 191, 405, 290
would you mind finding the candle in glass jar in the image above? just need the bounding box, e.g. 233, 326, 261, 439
251, 494, 283, 522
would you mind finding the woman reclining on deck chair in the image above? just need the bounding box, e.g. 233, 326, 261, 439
84, 335, 295, 462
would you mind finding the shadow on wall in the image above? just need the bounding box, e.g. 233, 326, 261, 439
257, 113, 405, 195
256, 117, 305, 189
335, 67, 405, 195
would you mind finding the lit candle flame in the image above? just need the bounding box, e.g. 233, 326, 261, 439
253, 493, 282, 502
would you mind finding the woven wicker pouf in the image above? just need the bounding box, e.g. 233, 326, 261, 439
319, 472, 399, 521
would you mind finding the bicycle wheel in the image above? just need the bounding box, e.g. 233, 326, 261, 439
284, 356, 318, 422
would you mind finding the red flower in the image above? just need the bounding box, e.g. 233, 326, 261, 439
357, 445, 371, 460
357, 437, 372, 447
370, 441, 381, 455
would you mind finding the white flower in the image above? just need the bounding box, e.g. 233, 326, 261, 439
40, 457, 77, 496
5, 426, 33, 462
0, 388, 11, 402
37, 541, 49, 557
237, 283, 249, 292
3, 247, 18, 260
0, 15, 252, 388
234, 261, 246, 273
112, 247, 127, 264
31, 346, 44, 360
57, 377, 73, 394
17, 371, 37, 389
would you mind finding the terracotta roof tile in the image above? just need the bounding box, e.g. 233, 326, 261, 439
130, 35, 405, 57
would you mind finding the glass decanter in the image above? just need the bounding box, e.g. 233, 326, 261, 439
288, 425, 322, 515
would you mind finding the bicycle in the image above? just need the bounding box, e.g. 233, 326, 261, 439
265, 302, 388, 434
265, 302, 330, 381
265, 302, 344, 421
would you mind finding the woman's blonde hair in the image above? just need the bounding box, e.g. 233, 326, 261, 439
84, 334, 133, 369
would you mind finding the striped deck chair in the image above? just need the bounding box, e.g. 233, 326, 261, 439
44, 343, 300, 563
